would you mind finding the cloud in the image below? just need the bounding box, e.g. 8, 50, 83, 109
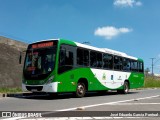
94, 26, 132, 40
114, 0, 142, 7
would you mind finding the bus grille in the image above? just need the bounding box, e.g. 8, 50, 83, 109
26, 86, 43, 91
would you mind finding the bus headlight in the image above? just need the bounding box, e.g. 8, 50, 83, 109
46, 76, 54, 84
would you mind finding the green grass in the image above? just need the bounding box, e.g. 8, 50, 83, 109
0, 87, 22, 93
144, 77, 160, 88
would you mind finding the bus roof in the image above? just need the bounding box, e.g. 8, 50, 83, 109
30, 39, 142, 61
75, 42, 138, 60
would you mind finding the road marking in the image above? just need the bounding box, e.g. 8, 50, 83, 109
108, 103, 160, 105
56, 95, 160, 111
2, 95, 160, 119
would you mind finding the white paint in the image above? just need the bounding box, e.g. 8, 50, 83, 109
43, 82, 58, 92
22, 82, 58, 92
90, 68, 131, 89
106, 103, 160, 105
56, 95, 160, 111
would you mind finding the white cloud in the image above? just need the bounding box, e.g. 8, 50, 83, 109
94, 26, 132, 40
135, 1, 142, 6
114, 0, 142, 7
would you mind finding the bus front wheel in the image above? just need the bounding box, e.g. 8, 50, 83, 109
75, 82, 86, 98
117, 81, 129, 94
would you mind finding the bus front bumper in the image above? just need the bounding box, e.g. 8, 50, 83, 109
22, 82, 58, 93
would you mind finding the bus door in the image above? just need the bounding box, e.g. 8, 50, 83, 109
112, 56, 125, 89
102, 53, 115, 89
58, 44, 76, 92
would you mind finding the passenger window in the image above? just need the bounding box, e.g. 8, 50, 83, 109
90, 51, 102, 68
138, 62, 144, 73
97, 53, 102, 68
103, 54, 113, 69
123, 59, 131, 71
90, 51, 97, 67
114, 56, 122, 70
131, 61, 138, 72
77, 48, 89, 66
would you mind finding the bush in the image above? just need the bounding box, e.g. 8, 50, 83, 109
144, 76, 160, 88
0, 87, 22, 93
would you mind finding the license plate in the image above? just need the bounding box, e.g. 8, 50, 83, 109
31, 89, 37, 92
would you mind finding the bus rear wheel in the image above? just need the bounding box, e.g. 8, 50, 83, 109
75, 82, 86, 98
117, 81, 129, 94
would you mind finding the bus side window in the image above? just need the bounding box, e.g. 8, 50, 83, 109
58, 45, 74, 74
77, 48, 83, 65
65, 51, 73, 66
90, 51, 102, 69
97, 52, 102, 68
90, 51, 97, 67
77, 48, 89, 66
138, 62, 144, 73
84, 50, 89, 66
123, 58, 131, 71
131, 61, 138, 72
119, 57, 123, 70
103, 54, 113, 69
103, 54, 107, 69
114, 56, 119, 70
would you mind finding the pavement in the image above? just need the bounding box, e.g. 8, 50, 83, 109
0, 88, 160, 119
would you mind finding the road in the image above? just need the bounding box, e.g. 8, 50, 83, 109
0, 89, 160, 119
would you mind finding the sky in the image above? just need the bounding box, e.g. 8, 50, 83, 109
0, 0, 160, 73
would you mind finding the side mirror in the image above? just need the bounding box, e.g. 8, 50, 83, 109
19, 52, 22, 64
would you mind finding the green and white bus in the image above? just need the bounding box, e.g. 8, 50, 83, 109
22, 39, 144, 97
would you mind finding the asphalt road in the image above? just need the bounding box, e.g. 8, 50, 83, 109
0, 89, 160, 119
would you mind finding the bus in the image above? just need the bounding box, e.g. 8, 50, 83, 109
21, 39, 144, 97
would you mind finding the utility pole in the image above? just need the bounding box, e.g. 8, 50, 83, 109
150, 58, 156, 76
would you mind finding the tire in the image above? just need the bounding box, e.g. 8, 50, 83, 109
117, 81, 129, 94
75, 82, 86, 98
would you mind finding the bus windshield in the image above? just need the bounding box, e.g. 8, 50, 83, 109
23, 41, 57, 80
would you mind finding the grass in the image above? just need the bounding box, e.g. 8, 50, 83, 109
0, 87, 22, 93
144, 76, 160, 88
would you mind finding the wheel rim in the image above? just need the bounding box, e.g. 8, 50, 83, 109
124, 82, 129, 93
77, 84, 85, 95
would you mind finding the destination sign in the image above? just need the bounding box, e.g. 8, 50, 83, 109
32, 42, 54, 49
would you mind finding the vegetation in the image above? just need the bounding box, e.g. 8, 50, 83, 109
144, 76, 160, 88
0, 87, 22, 93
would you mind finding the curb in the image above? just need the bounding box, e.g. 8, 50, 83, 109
0, 93, 31, 98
